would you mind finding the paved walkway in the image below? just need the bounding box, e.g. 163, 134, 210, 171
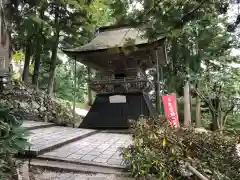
26, 126, 97, 155
22, 121, 132, 173
41, 133, 131, 168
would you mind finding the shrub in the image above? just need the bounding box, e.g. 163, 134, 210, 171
121, 120, 240, 180
0, 105, 29, 179
0, 85, 83, 127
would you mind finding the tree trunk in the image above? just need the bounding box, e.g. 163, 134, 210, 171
32, 7, 44, 87
212, 114, 219, 131
8, 31, 12, 67
47, 32, 59, 95
32, 46, 40, 87
211, 87, 220, 131
210, 104, 218, 131
47, 6, 60, 95
22, 41, 32, 83
184, 79, 191, 126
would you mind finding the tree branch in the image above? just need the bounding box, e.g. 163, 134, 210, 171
181, 0, 205, 22
195, 89, 216, 113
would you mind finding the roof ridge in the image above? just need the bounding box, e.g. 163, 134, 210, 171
98, 24, 142, 32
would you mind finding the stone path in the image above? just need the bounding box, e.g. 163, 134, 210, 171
27, 126, 97, 155
40, 133, 132, 168
22, 121, 132, 177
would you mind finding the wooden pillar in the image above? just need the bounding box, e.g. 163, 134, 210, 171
72, 57, 77, 127
155, 81, 160, 114
195, 83, 201, 128
155, 50, 160, 115
159, 65, 164, 114
184, 79, 191, 126
87, 66, 92, 106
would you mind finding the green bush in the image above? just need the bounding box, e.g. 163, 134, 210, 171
121, 120, 240, 180
0, 105, 29, 179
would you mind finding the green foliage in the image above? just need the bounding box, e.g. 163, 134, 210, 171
38, 59, 89, 104
0, 104, 29, 179
110, 0, 237, 88
12, 50, 25, 64
122, 120, 240, 180
225, 114, 240, 132
195, 66, 240, 130
9, 0, 115, 98
54, 61, 88, 102
88, 0, 115, 27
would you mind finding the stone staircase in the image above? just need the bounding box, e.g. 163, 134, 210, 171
22, 121, 132, 176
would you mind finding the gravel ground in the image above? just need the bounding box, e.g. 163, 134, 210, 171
29, 167, 133, 180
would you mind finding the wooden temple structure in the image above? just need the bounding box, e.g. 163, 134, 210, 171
63, 25, 167, 129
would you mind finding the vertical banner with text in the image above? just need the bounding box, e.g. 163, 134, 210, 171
162, 93, 180, 127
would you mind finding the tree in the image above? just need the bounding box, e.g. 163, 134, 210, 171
196, 64, 240, 131
10, 0, 46, 83
109, 0, 232, 90
46, 0, 95, 95
32, 0, 49, 87
8, 0, 114, 97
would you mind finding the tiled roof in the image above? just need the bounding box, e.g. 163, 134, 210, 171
63, 26, 164, 53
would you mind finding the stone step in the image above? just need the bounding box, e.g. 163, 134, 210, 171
38, 155, 126, 170
25, 126, 98, 156
22, 120, 55, 130
100, 129, 132, 134
27, 158, 130, 176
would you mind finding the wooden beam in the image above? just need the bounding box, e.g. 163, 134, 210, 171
87, 66, 92, 106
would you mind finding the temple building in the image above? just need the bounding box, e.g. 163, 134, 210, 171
63, 24, 167, 129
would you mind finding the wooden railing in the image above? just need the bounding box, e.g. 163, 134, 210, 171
88, 76, 155, 93
187, 164, 208, 180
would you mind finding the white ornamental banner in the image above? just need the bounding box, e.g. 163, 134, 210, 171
109, 95, 126, 103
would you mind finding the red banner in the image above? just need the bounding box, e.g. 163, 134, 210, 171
162, 93, 180, 127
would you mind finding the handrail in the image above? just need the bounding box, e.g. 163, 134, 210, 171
88, 77, 149, 84
186, 164, 208, 180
